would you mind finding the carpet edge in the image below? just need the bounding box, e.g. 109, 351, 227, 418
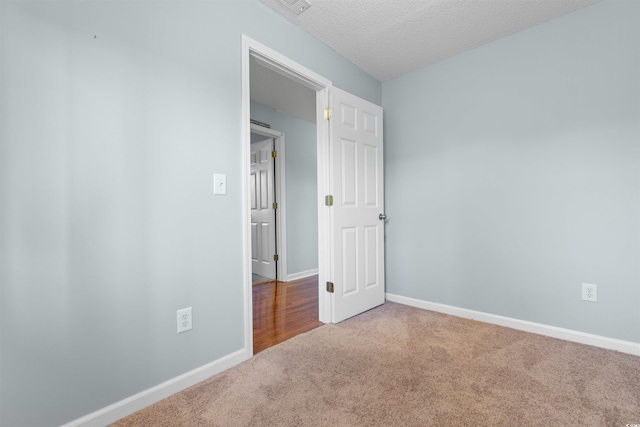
385, 293, 640, 356
61, 348, 250, 427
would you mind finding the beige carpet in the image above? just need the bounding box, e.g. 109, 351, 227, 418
112, 302, 640, 426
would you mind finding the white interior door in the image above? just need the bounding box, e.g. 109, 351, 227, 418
329, 87, 385, 323
251, 138, 277, 279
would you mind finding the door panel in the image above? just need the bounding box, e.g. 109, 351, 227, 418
251, 138, 276, 279
364, 225, 379, 288
330, 87, 384, 323
364, 144, 378, 206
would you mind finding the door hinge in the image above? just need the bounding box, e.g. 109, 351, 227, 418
325, 195, 333, 206
273, 254, 279, 262
324, 107, 332, 120
272, 150, 277, 158
272, 202, 278, 210
326, 281, 334, 293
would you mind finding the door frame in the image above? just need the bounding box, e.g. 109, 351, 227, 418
250, 124, 286, 281
241, 35, 332, 355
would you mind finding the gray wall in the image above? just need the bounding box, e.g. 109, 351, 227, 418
382, 0, 640, 343
2, 0, 637, 425
0, 1, 380, 425
251, 102, 318, 275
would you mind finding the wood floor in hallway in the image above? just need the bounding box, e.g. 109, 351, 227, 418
252, 275, 323, 354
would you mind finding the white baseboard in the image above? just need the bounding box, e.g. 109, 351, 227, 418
286, 268, 318, 282
61, 348, 250, 427
386, 293, 640, 357
57, 295, 640, 426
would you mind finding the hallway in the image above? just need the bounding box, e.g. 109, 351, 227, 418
252, 275, 323, 354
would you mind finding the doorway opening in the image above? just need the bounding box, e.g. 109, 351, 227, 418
242, 35, 333, 355
250, 125, 285, 281
250, 117, 323, 353
250, 136, 277, 280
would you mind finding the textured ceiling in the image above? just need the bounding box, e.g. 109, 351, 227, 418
260, 0, 601, 82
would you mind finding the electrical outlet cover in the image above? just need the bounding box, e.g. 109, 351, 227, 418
177, 307, 193, 333
582, 283, 597, 302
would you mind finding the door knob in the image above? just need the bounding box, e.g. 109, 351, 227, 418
379, 214, 387, 220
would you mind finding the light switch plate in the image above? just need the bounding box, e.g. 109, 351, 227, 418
213, 173, 226, 195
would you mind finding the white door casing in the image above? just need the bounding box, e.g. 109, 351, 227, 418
329, 87, 385, 323
250, 138, 277, 279
242, 36, 385, 355
242, 36, 331, 355
251, 124, 287, 282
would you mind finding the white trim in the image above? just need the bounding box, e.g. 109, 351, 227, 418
250, 124, 288, 281
386, 293, 640, 356
286, 268, 319, 282
241, 35, 254, 357
61, 349, 249, 427
316, 87, 331, 324
242, 34, 334, 351
250, 123, 282, 139
249, 43, 329, 92
273, 136, 287, 280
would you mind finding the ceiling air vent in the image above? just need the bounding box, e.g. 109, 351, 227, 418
278, 0, 311, 15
